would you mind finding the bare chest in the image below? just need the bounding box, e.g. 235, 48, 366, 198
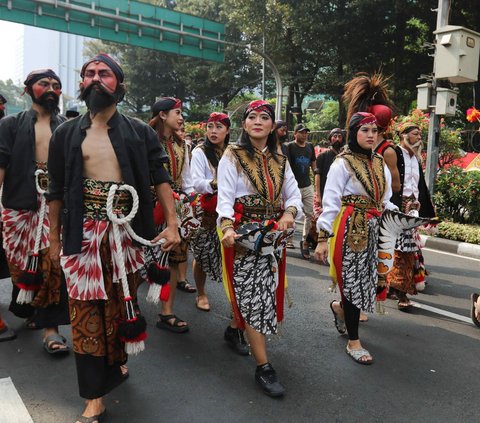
34, 119, 52, 163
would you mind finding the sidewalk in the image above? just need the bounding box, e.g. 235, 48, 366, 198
420, 234, 480, 260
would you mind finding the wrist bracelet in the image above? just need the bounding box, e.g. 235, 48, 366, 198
284, 206, 298, 219
317, 228, 331, 242
220, 217, 234, 233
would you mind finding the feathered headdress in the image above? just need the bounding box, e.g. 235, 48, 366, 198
342, 72, 394, 129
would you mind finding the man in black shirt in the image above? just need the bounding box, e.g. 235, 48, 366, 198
314, 128, 345, 207
285, 123, 316, 259
0, 70, 70, 350
47, 53, 180, 422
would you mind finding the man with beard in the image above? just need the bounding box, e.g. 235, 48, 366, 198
0, 70, 70, 350
47, 53, 179, 422
0, 92, 16, 342
314, 128, 345, 207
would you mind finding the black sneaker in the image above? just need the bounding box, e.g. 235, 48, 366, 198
255, 363, 285, 397
224, 326, 250, 356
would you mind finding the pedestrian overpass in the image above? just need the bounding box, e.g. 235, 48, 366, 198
0, 0, 225, 62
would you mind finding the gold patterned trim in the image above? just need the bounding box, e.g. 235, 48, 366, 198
341, 152, 386, 204
228, 145, 286, 204
317, 228, 331, 242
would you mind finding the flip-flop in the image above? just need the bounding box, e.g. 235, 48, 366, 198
43, 333, 70, 355
329, 301, 346, 334
471, 293, 480, 328
346, 346, 374, 365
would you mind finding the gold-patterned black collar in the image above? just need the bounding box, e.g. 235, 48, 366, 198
341, 150, 386, 205
228, 145, 286, 204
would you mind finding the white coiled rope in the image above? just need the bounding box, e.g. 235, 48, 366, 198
106, 183, 167, 355
17, 169, 47, 304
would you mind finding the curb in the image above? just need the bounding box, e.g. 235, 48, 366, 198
420, 234, 480, 260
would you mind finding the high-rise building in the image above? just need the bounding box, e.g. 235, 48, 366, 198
15, 26, 86, 105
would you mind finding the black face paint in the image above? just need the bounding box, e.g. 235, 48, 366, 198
79, 81, 118, 115
32, 91, 60, 115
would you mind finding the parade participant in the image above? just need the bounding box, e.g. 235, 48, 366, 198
0, 69, 70, 352
217, 100, 302, 397
47, 53, 179, 422
387, 120, 435, 309
0, 93, 6, 119
314, 128, 345, 207
342, 72, 400, 194
314, 112, 397, 365
190, 112, 229, 311
149, 97, 195, 333
275, 119, 289, 154
285, 123, 316, 260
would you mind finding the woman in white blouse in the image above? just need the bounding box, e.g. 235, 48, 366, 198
216, 100, 302, 397
315, 112, 397, 365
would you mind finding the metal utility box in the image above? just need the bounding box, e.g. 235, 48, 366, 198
416, 83, 431, 111
435, 88, 457, 116
434, 26, 480, 83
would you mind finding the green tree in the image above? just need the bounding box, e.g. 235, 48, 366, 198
0, 79, 31, 114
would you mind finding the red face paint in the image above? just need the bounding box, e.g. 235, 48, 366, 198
81, 61, 118, 93
31, 78, 62, 99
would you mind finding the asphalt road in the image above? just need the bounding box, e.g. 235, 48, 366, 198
0, 235, 479, 423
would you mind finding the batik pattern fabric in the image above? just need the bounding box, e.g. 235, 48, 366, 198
163, 138, 186, 192
60, 178, 144, 301
328, 195, 382, 313
191, 226, 222, 283
1, 163, 49, 271
388, 195, 422, 294
1, 163, 63, 309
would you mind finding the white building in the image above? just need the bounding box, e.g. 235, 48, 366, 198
15, 26, 86, 105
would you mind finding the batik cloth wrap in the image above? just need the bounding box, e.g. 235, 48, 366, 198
64, 179, 143, 397
219, 144, 290, 335
388, 195, 421, 295
327, 152, 386, 313
191, 193, 222, 282
162, 138, 192, 264
61, 178, 144, 301
328, 195, 382, 313
2, 163, 62, 308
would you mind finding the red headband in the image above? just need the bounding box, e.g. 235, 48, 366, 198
353, 112, 377, 128
243, 100, 275, 120
207, 112, 231, 127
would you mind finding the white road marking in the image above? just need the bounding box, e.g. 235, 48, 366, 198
411, 301, 472, 324
0, 377, 34, 423
422, 247, 480, 262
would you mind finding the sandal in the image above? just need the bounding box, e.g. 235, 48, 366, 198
471, 293, 480, 328
76, 409, 106, 423
397, 293, 412, 311
329, 301, 346, 334
286, 241, 295, 249
346, 345, 374, 365
25, 318, 41, 330
359, 312, 369, 323
177, 280, 197, 293
300, 243, 310, 260
43, 333, 70, 355
156, 314, 189, 333
195, 295, 210, 312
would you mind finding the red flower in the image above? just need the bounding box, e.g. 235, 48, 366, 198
466, 107, 480, 123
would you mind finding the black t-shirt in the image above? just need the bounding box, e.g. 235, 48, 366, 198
315, 149, 338, 199
285, 141, 315, 188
